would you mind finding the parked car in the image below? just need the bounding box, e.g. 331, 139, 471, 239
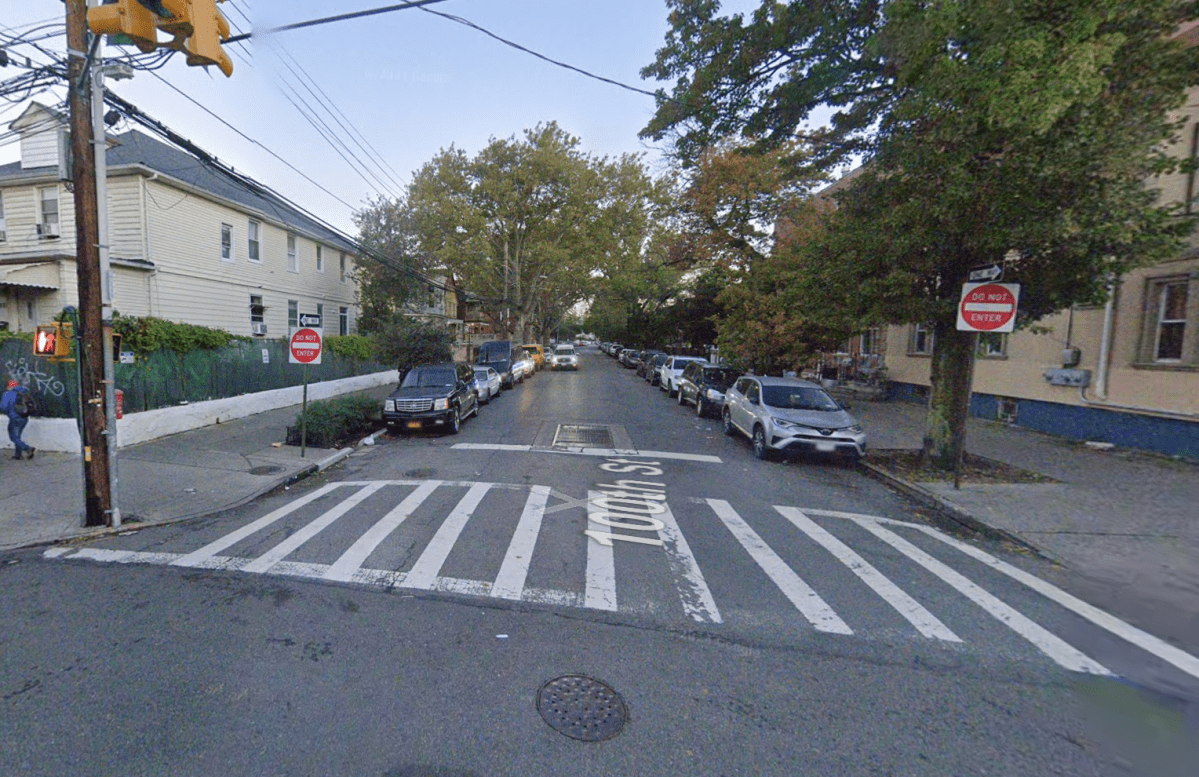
657, 356, 707, 395
472, 366, 501, 404
677, 363, 742, 418
512, 354, 535, 382
476, 340, 518, 389
637, 351, 667, 381
722, 376, 866, 461
619, 348, 639, 368
642, 352, 670, 383
522, 344, 546, 371
384, 362, 479, 435
550, 344, 579, 370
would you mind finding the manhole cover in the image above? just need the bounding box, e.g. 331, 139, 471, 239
536, 675, 627, 742
247, 465, 285, 476
553, 425, 613, 448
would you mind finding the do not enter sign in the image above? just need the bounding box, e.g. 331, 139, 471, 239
957, 282, 1020, 333
289, 327, 323, 364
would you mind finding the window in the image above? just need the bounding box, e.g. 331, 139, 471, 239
0, 192, 6, 241
860, 327, 881, 355
39, 186, 59, 237
316, 245, 324, 272
976, 332, 1007, 358
339, 252, 347, 283
250, 295, 265, 325
339, 306, 349, 335
1153, 280, 1189, 361
909, 323, 934, 355
287, 234, 297, 272
220, 223, 232, 261
316, 303, 324, 323
287, 300, 298, 329
248, 220, 261, 262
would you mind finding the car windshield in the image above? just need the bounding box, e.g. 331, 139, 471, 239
402, 368, 457, 388
761, 385, 841, 411
704, 368, 740, 390
473, 369, 489, 380
555, 347, 575, 355
523, 347, 539, 355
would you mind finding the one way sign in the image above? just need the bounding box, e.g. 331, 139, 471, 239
299, 313, 322, 328
968, 264, 1003, 282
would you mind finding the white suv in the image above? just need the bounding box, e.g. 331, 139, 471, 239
657, 356, 707, 397
551, 345, 579, 370
722, 376, 866, 460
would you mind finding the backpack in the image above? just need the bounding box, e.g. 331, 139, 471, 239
14, 390, 36, 418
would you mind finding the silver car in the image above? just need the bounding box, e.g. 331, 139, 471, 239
657, 356, 707, 396
550, 345, 579, 370
472, 366, 501, 404
722, 376, 866, 460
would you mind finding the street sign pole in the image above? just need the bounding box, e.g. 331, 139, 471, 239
289, 324, 323, 458
301, 362, 308, 459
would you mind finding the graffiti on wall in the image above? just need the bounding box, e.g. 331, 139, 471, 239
4, 357, 67, 397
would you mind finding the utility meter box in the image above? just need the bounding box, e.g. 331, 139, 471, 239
1043, 368, 1091, 387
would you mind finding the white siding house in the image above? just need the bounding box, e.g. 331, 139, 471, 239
0, 102, 360, 338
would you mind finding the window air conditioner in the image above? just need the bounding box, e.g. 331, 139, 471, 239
252, 323, 268, 336
37, 223, 60, 238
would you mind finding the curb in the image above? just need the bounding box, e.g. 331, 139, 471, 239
857, 459, 1049, 559
316, 447, 355, 470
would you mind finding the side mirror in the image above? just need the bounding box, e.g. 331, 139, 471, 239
749, 396, 759, 406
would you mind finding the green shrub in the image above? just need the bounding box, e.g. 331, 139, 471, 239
113, 313, 248, 359
291, 394, 381, 448
324, 334, 378, 362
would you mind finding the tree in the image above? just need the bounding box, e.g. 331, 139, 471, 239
352, 196, 433, 335
371, 313, 454, 383
407, 123, 665, 343
643, 0, 1199, 468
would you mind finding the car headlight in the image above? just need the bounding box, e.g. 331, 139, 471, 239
772, 417, 798, 430
705, 389, 724, 401
433, 398, 449, 411
844, 425, 863, 434
386, 400, 396, 411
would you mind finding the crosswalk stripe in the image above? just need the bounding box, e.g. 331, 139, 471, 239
402, 483, 493, 590
585, 490, 618, 611
324, 481, 443, 583
775, 507, 960, 642
706, 499, 852, 635
657, 502, 722, 624
170, 482, 344, 568
911, 524, 1199, 681
853, 518, 1109, 675
491, 485, 552, 600
242, 483, 387, 575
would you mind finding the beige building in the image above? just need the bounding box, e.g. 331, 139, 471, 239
878, 79, 1199, 458
0, 103, 360, 339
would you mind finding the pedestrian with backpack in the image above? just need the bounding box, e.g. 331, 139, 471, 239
1, 379, 36, 460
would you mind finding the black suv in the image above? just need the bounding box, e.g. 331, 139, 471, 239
383, 362, 479, 434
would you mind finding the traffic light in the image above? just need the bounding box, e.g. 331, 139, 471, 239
183, 0, 234, 78
87, 0, 161, 54
33, 322, 73, 359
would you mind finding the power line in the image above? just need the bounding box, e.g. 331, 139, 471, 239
225, 0, 452, 44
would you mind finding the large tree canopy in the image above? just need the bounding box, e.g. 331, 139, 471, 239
406, 123, 667, 342
643, 0, 1199, 467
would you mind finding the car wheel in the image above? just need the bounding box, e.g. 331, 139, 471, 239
448, 407, 461, 435
722, 409, 736, 437
695, 396, 705, 417
752, 425, 771, 460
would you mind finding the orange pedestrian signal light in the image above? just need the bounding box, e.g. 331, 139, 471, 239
33, 323, 73, 359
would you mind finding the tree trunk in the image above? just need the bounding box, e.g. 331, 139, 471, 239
921, 321, 977, 471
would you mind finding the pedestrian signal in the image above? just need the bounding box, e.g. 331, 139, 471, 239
33, 323, 73, 359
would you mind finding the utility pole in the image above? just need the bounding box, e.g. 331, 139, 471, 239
66, 0, 113, 527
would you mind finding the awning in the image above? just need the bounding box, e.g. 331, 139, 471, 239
0, 262, 59, 289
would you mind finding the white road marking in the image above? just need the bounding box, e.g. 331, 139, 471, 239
170, 482, 344, 568
706, 499, 852, 635
242, 483, 386, 574
774, 507, 958, 641
911, 524, 1199, 681
402, 483, 492, 590
585, 490, 618, 611
452, 443, 721, 464
854, 518, 1109, 675
657, 503, 722, 624
323, 481, 442, 582
491, 485, 552, 600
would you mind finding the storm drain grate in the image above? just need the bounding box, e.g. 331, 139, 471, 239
553, 424, 613, 448
537, 675, 627, 742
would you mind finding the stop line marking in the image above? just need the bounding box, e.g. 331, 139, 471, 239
452, 442, 722, 464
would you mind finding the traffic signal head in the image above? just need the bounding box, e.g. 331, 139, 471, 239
184, 0, 234, 77
33, 322, 73, 359
88, 0, 160, 54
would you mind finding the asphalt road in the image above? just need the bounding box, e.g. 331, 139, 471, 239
2, 347, 1195, 776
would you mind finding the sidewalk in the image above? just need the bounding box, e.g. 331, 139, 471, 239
850, 399, 1199, 656
0, 385, 393, 551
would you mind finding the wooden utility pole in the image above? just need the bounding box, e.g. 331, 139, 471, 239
66, 0, 113, 526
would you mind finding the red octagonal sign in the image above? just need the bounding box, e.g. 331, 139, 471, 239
289, 327, 323, 364
957, 282, 1020, 333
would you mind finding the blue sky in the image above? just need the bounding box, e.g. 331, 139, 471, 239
1, 1, 759, 234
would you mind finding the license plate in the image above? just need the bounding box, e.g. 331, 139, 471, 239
815, 441, 837, 452
406, 421, 423, 430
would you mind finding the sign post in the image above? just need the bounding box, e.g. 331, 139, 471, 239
289, 325, 323, 457
957, 282, 1020, 333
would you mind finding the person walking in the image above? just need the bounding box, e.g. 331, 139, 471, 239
1, 379, 36, 460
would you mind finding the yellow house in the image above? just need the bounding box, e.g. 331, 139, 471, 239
0, 102, 361, 339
